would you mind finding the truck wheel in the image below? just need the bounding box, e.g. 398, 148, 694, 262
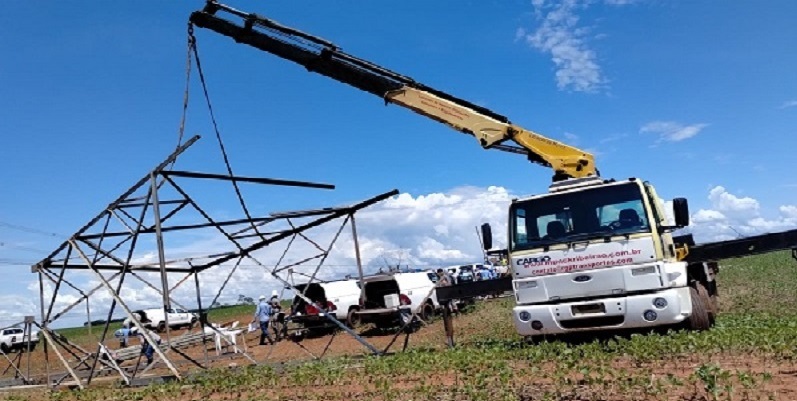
420, 302, 435, 322
157, 321, 166, 333
0, 343, 8, 353
346, 309, 361, 329
687, 286, 711, 331
696, 283, 717, 326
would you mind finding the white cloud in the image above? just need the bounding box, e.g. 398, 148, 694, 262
706, 186, 758, 219
779, 100, 797, 109
780, 205, 797, 219
0, 295, 38, 328
691, 209, 726, 223
5, 186, 514, 328
519, 0, 606, 92
640, 121, 708, 143
684, 186, 797, 242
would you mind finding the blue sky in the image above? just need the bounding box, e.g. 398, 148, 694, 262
1, 1, 796, 326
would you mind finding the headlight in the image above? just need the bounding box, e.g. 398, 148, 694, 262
653, 297, 668, 309
643, 310, 658, 321
518, 311, 532, 322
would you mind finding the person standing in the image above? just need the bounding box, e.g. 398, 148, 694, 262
436, 269, 459, 314
138, 329, 161, 365
115, 324, 132, 348
253, 295, 274, 345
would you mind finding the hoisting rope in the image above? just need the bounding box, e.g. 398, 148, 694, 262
171, 22, 194, 168
182, 23, 266, 242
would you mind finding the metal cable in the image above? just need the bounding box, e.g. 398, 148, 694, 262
188, 24, 266, 242
170, 22, 195, 170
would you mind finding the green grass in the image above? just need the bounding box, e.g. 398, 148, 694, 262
9, 251, 797, 401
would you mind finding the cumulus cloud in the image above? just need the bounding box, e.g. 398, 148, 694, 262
518, 0, 607, 92
640, 121, 708, 143
7, 186, 514, 328
684, 186, 797, 242
0, 295, 38, 328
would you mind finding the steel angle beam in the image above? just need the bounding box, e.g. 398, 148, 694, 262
36, 263, 192, 274
32, 135, 201, 269
191, 189, 399, 272
161, 170, 335, 190
269, 207, 348, 219
435, 277, 513, 303
684, 228, 797, 262
78, 216, 277, 241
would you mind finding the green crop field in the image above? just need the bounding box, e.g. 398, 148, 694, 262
3, 251, 796, 401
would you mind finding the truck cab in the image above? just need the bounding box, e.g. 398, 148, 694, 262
505, 177, 711, 337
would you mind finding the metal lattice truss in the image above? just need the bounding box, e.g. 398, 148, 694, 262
29, 136, 400, 388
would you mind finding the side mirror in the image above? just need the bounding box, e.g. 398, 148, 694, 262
672, 198, 689, 228
481, 223, 493, 250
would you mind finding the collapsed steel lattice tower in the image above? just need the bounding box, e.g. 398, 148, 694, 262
30, 136, 398, 388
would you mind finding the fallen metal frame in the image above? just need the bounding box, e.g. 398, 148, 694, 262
28, 136, 399, 388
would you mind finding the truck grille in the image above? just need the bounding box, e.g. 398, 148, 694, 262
560, 315, 624, 329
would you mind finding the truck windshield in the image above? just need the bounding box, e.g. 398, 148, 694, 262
510, 182, 650, 251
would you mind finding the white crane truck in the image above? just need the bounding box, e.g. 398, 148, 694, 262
188, 2, 797, 338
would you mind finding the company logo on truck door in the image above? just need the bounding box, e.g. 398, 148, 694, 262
515, 256, 551, 265
513, 238, 657, 278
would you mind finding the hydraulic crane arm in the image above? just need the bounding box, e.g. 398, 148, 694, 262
189, 1, 597, 181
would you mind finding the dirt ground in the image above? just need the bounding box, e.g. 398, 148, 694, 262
3, 297, 797, 400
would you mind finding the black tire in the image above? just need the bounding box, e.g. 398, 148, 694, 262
156, 321, 166, 333
420, 302, 435, 322
686, 286, 711, 331
346, 308, 361, 329
0, 343, 9, 353
695, 283, 717, 326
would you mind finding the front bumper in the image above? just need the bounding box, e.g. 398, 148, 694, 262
513, 287, 692, 336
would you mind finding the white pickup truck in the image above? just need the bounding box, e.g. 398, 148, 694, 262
124, 307, 198, 332
0, 327, 39, 353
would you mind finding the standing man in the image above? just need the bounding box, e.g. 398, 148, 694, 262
269, 290, 285, 341
138, 329, 161, 365
253, 295, 274, 345
115, 324, 132, 348
436, 269, 459, 314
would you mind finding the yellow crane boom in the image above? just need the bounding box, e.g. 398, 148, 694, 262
189, 1, 597, 181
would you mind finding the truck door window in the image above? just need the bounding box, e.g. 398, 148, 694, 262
510, 183, 650, 251
597, 201, 647, 228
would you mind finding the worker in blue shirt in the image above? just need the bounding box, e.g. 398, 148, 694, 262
138, 329, 161, 365
253, 295, 274, 345
114, 324, 133, 348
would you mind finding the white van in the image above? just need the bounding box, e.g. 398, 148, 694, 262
291, 280, 361, 333
393, 271, 439, 313
352, 272, 438, 329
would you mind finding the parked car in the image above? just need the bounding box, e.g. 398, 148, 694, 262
0, 327, 39, 353
446, 265, 476, 285
290, 280, 361, 335
123, 307, 197, 332
351, 271, 439, 329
